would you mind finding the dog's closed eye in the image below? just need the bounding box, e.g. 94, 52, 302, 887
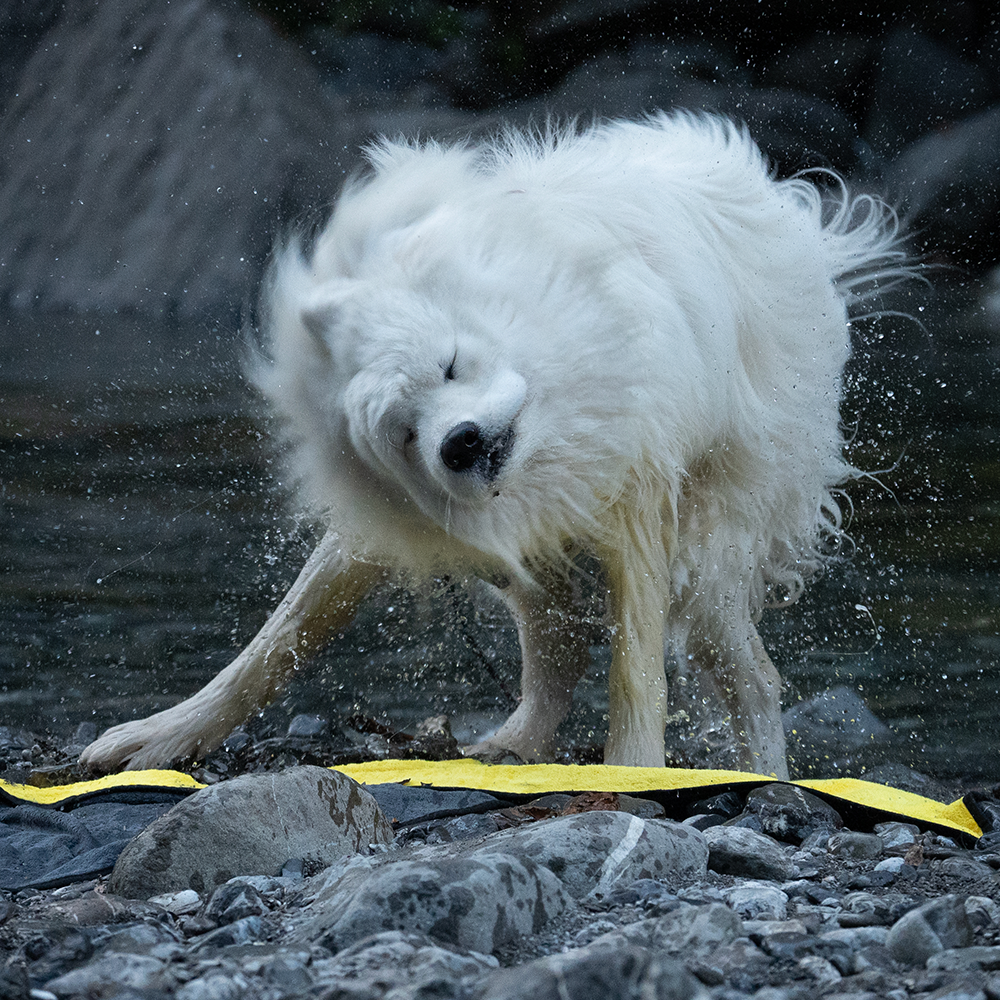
442, 352, 457, 381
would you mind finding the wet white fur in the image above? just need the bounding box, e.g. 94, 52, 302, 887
82, 114, 905, 777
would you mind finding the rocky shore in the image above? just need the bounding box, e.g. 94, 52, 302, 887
4, 740, 1000, 1000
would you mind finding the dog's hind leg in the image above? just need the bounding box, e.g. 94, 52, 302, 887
601, 547, 669, 768
683, 619, 788, 779
80, 532, 384, 773
463, 571, 591, 763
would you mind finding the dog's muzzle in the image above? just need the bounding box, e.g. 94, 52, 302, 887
440, 421, 514, 482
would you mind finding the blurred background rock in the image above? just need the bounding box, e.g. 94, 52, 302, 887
1, 0, 997, 318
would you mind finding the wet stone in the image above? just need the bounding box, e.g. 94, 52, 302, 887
176, 973, 249, 1000
604, 901, 745, 956
43, 952, 174, 998
109, 766, 393, 898
204, 882, 269, 925
478, 944, 709, 1000
148, 888, 202, 915
190, 914, 270, 952
743, 783, 844, 843
724, 883, 789, 921
886, 894, 975, 966
311, 929, 497, 997
875, 821, 921, 850
928, 946, 1000, 972
703, 824, 795, 880
301, 846, 572, 955
837, 890, 893, 926
966, 896, 1000, 931
828, 831, 885, 860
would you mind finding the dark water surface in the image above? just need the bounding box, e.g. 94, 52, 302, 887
2, 293, 999, 781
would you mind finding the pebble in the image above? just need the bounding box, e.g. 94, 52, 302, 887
828, 831, 884, 860
723, 883, 788, 920
479, 944, 709, 1000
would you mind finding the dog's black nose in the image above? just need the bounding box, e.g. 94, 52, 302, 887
440, 421, 484, 472
440, 421, 513, 481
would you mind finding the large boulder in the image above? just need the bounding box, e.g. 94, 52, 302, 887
109, 766, 393, 898
300, 811, 708, 954
0, 0, 351, 319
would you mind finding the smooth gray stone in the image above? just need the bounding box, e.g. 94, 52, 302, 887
304, 849, 571, 956
478, 943, 709, 1000
886, 894, 975, 966
109, 766, 392, 898
703, 824, 793, 880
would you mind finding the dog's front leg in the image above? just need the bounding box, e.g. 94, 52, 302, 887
463, 572, 591, 763
601, 547, 668, 767
80, 533, 383, 773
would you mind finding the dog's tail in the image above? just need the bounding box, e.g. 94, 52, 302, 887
831, 194, 924, 312
789, 171, 926, 317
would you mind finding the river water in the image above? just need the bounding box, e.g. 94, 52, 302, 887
2, 287, 998, 781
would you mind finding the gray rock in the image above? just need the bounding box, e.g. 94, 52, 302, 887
886, 894, 975, 966
191, 914, 268, 951
838, 891, 892, 926
819, 926, 890, 949
875, 856, 907, 874
609, 902, 744, 956
796, 954, 842, 988
44, 953, 173, 998
109, 766, 392, 898
302, 812, 705, 955
874, 821, 921, 850
828, 831, 884, 860
0, 0, 350, 318
485, 812, 709, 901
302, 848, 571, 955
147, 888, 202, 916
935, 856, 1000, 893
98, 923, 181, 959
287, 714, 328, 737
177, 973, 249, 1000
743, 784, 844, 843
927, 945, 1000, 972
966, 896, 1000, 931
688, 937, 773, 990
724, 884, 788, 921
478, 943, 709, 1000
783, 686, 894, 775
204, 882, 269, 925
311, 930, 496, 997
259, 955, 313, 993
703, 825, 794, 880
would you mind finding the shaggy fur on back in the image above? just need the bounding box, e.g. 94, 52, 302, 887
263, 114, 899, 617
81, 113, 909, 777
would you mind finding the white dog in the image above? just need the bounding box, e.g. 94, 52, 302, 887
81, 114, 906, 779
